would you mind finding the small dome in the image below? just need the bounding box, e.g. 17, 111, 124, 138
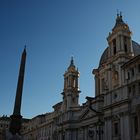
99, 40, 140, 67
99, 47, 109, 66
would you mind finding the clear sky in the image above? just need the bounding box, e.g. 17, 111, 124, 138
0, 0, 140, 119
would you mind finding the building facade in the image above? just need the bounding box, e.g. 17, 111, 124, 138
1, 14, 140, 140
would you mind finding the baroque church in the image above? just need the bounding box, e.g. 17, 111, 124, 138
1, 14, 140, 140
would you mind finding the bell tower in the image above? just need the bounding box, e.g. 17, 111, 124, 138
61, 57, 81, 111
107, 12, 132, 58
93, 13, 134, 96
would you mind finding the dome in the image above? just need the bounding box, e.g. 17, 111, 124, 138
132, 40, 140, 55
99, 40, 140, 67
99, 47, 109, 66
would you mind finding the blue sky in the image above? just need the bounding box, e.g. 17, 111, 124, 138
0, 0, 140, 118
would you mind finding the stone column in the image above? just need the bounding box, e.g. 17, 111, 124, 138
118, 64, 122, 86
123, 115, 131, 140
84, 127, 88, 140
104, 119, 108, 140
137, 111, 140, 139
108, 65, 112, 91
100, 78, 102, 94
65, 130, 71, 140
119, 35, 122, 51
76, 76, 78, 88
64, 78, 66, 89
120, 35, 124, 51
116, 36, 120, 52
71, 129, 77, 140
120, 115, 124, 140
107, 119, 112, 140
95, 75, 100, 96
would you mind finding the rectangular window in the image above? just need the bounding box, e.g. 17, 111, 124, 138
131, 68, 135, 77
128, 86, 131, 94
114, 122, 119, 136
124, 44, 127, 52
127, 72, 130, 80
139, 82, 140, 94
132, 85, 135, 96
138, 64, 140, 73
124, 36, 127, 43
113, 39, 116, 55
134, 116, 138, 135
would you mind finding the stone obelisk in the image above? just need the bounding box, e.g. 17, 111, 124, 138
9, 47, 26, 136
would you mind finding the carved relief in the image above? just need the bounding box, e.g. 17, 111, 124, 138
101, 71, 108, 91
112, 65, 119, 87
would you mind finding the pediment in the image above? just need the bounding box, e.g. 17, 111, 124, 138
79, 107, 98, 120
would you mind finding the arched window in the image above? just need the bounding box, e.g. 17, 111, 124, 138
134, 116, 138, 135
124, 36, 128, 52
113, 39, 116, 55
101, 78, 105, 91
114, 122, 119, 136
73, 77, 76, 88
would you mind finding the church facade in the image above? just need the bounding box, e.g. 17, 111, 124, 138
1, 14, 140, 140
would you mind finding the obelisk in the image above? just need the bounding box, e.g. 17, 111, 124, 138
9, 47, 26, 136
